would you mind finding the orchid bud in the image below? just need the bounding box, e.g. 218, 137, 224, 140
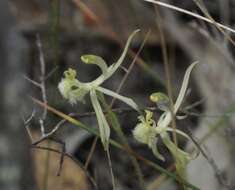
150, 92, 170, 111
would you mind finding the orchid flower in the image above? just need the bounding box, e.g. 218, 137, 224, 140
58, 30, 140, 150
133, 62, 199, 178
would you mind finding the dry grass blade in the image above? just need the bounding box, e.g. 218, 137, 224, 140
143, 0, 235, 34
192, 0, 235, 46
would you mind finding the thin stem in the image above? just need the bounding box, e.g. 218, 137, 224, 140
106, 149, 116, 190
84, 137, 98, 169
36, 33, 49, 190
24, 75, 41, 88
36, 34, 47, 121
154, 5, 178, 151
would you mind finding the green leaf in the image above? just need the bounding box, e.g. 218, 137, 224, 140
90, 90, 110, 150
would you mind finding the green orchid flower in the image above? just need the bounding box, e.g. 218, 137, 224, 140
133, 110, 166, 161
133, 62, 199, 178
58, 68, 90, 104
58, 30, 140, 150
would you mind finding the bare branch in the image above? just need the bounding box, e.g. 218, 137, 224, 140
36, 34, 48, 121
23, 75, 41, 88
22, 108, 36, 142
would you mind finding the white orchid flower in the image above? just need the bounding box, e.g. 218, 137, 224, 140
58, 30, 140, 150
133, 62, 198, 177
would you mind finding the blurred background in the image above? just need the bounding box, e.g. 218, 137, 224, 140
0, 0, 235, 189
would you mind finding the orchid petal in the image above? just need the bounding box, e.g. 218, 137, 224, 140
149, 137, 165, 161
97, 86, 139, 111
81, 55, 108, 74
174, 62, 198, 113
105, 29, 140, 80
90, 90, 110, 150
165, 128, 190, 140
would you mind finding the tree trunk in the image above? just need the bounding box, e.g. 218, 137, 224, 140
0, 1, 37, 189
